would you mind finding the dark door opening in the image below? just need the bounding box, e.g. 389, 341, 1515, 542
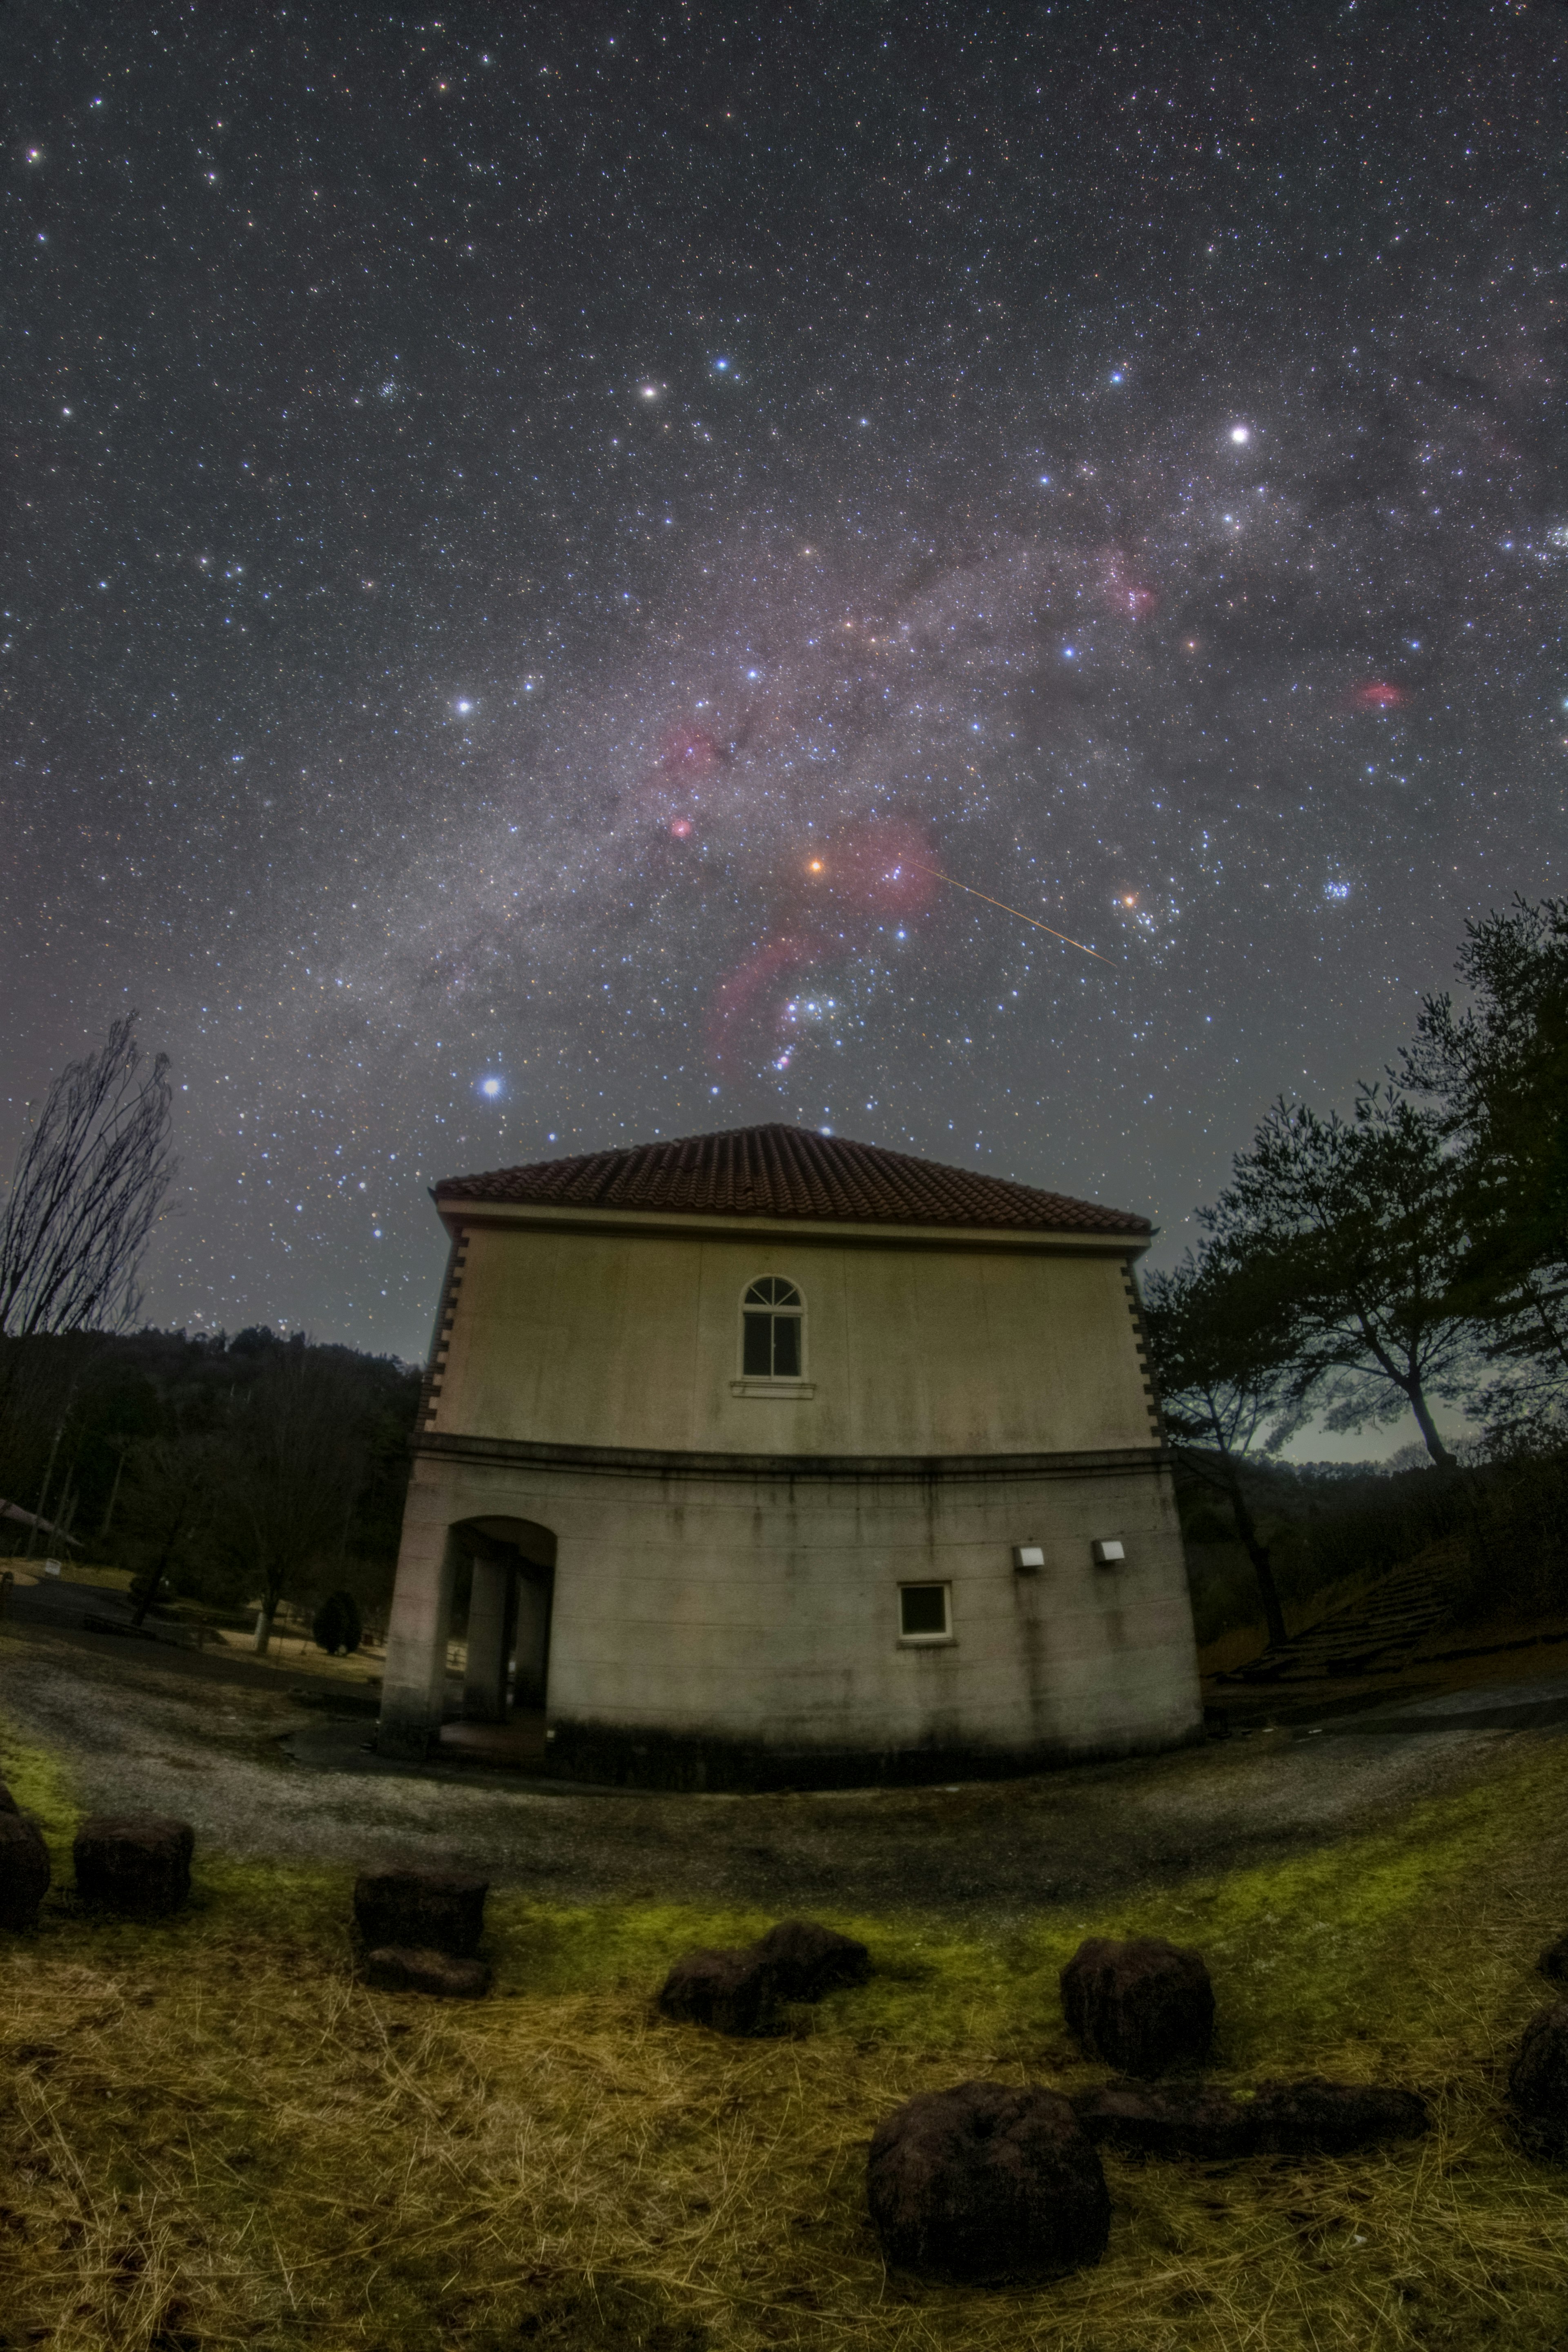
443, 1515, 556, 1768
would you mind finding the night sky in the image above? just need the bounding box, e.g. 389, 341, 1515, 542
4, 3, 1565, 1363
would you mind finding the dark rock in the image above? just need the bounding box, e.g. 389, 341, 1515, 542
1507, 2002, 1568, 2161
868, 2080, 1110, 2282
1073, 2080, 1252, 2160
657, 1946, 780, 2036
1060, 1936, 1215, 2076
364, 1945, 491, 1998
74, 1815, 193, 1915
0, 1778, 19, 1815
1537, 1933, 1568, 1985
1248, 2076, 1430, 2156
754, 1918, 870, 2000
0, 1812, 51, 1929
352, 1865, 488, 1957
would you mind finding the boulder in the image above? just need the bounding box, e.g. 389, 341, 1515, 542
352, 1865, 488, 1958
1537, 1933, 1568, 1985
754, 1918, 870, 2000
0, 1812, 51, 1929
74, 1815, 193, 1915
1247, 2076, 1430, 2156
1060, 1936, 1215, 2076
1073, 2080, 1252, 2160
868, 2080, 1110, 2282
364, 1945, 491, 1998
1507, 2002, 1568, 2161
658, 1946, 780, 2036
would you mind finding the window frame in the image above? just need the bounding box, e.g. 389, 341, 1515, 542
897, 1580, 955, 1646
738, 1276, 806, 1383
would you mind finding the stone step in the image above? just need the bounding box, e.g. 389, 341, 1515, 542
1212, 1558, 1468, 1686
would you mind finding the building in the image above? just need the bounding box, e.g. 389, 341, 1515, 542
376, 1124, 1201, 1786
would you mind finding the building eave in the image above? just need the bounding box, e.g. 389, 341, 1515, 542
432, 1196, 1151, 1257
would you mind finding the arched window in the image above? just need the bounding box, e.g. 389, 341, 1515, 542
742, 1277, 803, 1378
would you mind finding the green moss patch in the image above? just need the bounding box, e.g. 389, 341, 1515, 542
3, 1715, 1567, 2349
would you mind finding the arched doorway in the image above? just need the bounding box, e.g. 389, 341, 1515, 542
443, 1515, 556, 1766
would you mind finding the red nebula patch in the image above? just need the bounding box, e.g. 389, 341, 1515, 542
817, 820, 939, 919
659, 724, 723, 777
669, 817, 693, 839
1098, 549, 1158, 621
706, 936, 811, 1067
1354, 681, 1408, 710
703, 822, 939, 1073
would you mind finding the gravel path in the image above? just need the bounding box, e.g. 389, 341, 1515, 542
2, 1624, 1540, 1919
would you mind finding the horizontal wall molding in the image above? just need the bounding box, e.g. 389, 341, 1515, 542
412, 1429, 1173, 1486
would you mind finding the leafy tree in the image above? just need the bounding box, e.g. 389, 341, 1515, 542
1142, 1245, 1303, 1648
1401, 897, 1568, 1433
1202, 1089, 1475, 1469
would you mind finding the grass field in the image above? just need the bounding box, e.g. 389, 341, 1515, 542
2, 1713, 1566, 2350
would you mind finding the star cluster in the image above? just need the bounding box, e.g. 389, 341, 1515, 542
3, 5, 1565, 1351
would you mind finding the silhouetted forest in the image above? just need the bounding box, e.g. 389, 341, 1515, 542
0, 1325, 421, 1628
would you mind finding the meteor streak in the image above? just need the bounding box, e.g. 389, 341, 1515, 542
911, 864, 1116, 966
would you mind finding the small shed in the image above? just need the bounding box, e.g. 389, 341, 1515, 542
377, 1124, 1200, 1786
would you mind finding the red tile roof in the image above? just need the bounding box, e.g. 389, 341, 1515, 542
434, 1125, 1148, 1236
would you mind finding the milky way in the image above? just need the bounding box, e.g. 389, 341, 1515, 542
4, 6, 1565, 1354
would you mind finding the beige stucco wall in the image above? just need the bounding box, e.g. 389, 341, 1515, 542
428, 1214, 1157, 1459
377, 1205, 1199, 1781
383, 1443, 1200, 1774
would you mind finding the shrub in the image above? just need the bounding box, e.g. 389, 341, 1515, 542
311, 1589, 363, 1655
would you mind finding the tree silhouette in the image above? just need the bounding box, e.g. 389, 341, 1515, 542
1142, 1245, 1303, 1648
0, 1015, 176, 1343
1202, 1089, 1474, 1468
1401, 897, 1568, 1434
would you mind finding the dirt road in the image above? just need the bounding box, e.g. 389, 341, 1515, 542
5, 1621, 1551, 1919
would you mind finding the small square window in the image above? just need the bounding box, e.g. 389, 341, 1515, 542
899, 1582, 951, 1641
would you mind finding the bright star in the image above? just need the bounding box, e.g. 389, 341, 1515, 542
480, 1077, 502, 1098
1230, 425, 1252, 444
455, 698, 472, 714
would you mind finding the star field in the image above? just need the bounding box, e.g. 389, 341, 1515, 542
3, 4, 1566, 1354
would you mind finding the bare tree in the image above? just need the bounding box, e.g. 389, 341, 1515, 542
120, 1432, 214, 1626
0, 1016, 177, 1344
218, 1343, 368, 1650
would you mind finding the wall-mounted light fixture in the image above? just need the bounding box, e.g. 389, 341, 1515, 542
1091, 1538, 1125, 1566
1012, 1544, 1045, 1573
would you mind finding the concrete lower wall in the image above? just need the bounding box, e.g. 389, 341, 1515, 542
378, 1440, 1202, 1785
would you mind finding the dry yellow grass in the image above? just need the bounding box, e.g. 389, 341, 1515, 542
2, 1714, 1567, 2350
